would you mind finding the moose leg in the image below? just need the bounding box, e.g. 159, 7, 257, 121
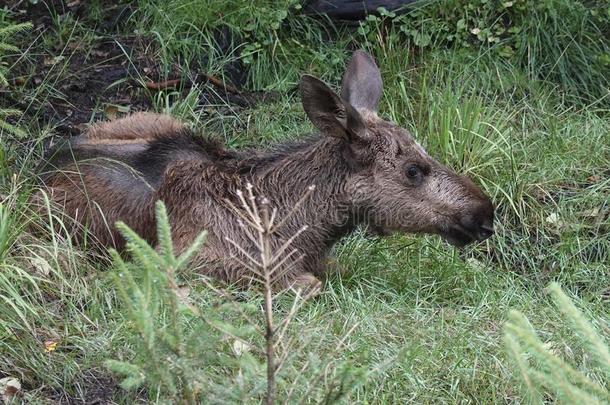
37, 161, 156, 250
287, 272, 322, 297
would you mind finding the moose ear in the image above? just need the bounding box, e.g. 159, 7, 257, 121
341, 50, 383, 111
300, 74, 366, 141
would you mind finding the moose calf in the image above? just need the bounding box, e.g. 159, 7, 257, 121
39, 51, 494, 291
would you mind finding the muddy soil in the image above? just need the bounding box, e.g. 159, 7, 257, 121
4, 0, 269, 139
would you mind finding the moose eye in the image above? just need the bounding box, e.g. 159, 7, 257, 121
406, 164, 422, 179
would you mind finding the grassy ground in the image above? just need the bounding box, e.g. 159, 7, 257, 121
1, 1, 609, 403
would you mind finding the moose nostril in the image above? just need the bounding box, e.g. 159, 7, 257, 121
478, 224, 494, 240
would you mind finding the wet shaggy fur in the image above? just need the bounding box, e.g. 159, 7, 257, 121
39, 124, 357, 285
38, 51, 495, 290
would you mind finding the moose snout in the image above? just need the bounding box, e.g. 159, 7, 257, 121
459, 202, 495, 242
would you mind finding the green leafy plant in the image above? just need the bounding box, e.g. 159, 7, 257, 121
136, 0, 347, 90
0, 109, 26, 139
505, 282, 610, 403
0, 18, 31, 138
358, 0, 610, 105
0, 20, 31, 87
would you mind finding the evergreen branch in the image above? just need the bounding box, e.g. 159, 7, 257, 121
548, 283, 610, 378
154, 200, 176, 268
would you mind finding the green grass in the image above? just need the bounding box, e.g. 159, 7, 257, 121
0, 1, 608, 403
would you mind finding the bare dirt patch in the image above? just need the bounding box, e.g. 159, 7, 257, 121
4, 0, 273, 139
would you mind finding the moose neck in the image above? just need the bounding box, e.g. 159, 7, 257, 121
252, 135, 361, 246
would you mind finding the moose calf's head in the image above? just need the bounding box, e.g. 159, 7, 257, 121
301, 51, 494, 247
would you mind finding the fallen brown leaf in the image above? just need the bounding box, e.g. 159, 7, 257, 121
0, 377, 21, 402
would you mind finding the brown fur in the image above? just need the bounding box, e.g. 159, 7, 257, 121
39, 51, 494, 289
80, 112, 184, 144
